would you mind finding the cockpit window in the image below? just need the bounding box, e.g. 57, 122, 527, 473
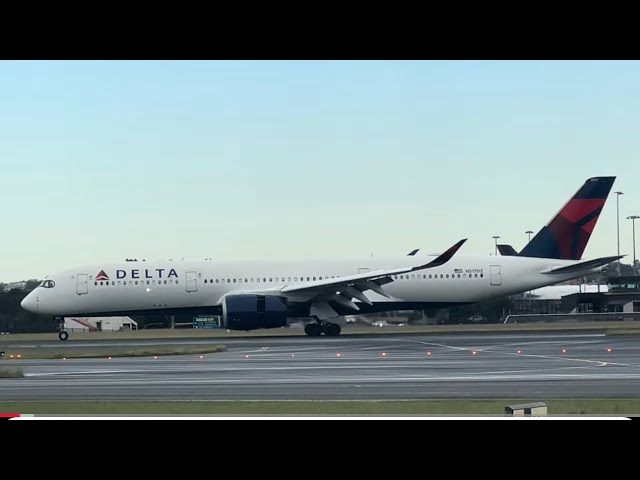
41, 280, 56, 289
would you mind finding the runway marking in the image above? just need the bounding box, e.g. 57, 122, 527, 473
25, 370, 147, 377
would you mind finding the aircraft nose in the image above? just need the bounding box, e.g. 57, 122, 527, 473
21, 292, 38, 313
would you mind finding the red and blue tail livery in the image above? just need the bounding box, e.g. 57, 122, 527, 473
519, 176, 616, 260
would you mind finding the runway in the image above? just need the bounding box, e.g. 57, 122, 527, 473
2, 332, 640, 400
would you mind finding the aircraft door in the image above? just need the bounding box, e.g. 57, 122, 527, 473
186, 271, 198, 293
77, 274, 89, 295
489, 265, 502, 286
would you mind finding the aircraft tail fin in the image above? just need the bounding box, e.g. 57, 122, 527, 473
519, 177, 616, 260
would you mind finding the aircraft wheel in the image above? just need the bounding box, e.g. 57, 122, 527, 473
324, 323, 341, 337
304, 323, 322, 337
58, 331, 69, 341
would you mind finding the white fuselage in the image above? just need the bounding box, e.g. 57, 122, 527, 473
21, 255, 595, 317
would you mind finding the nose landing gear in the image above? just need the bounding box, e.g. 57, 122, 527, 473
54, 316, 69, 341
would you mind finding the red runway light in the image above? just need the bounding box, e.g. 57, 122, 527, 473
607, 348, 612, 353
427, 351, 432, 356
472, 351, 477, 355
154, 356, 158, 359
381, 352, 387, 357
108, 356, 112, 360
62, 357, 67, 360
245, 355, 250, 359
517, 350, 522, 354
336, 353, 341, 357
199, 355, 204, 359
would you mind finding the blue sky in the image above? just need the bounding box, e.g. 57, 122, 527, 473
1, 60, 639, 281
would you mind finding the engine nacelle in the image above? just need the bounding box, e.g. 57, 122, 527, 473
222, 295, 288, 331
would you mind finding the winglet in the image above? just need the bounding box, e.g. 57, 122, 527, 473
407, 249, 420, 256
413, 239, 467, 271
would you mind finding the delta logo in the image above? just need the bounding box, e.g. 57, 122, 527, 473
96, 268, 179, 280
95, 270, 110, 281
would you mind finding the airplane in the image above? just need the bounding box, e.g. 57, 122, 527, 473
21, 176, 621, 340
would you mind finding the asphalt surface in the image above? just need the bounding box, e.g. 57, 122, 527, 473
2, 332, 640, 400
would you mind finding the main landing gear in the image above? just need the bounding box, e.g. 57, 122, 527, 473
304, 321, 341, 337
54, 316, 69, 341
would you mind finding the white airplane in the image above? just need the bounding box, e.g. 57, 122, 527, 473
21, 177, 622, 340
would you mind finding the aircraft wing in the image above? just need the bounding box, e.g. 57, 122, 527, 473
277, 239, 467, 316
497, 244, 518, 256
540, 255, 624, 275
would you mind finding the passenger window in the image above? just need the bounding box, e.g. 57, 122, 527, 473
263, 278, 267, 282
164, 280, 168, 284
216, 279, 219, 283
227, 279, 231, 283
428, 274, 432, 279
204, 279, 208, 284
118, 281, 121, 285
412, 275, 415, 279
440, 274, 444, 278
233, 279, 236, 283
94, 282, 97, 286
480, 274, 484, 278
245, 278, 248, 283
135, 281, 138, 285
288, 277, 291, 282
294, 277, 298, 281
251, 278, 254, 282
446, 274, 449, 278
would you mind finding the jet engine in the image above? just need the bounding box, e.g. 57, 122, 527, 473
221, 295, 288, 330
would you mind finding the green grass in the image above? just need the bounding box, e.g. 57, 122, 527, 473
606, 328, 640, 336
0, 345, 226, 360
0, 399, 638, 415
3, 320, 640, 343
0, 369, 24, 378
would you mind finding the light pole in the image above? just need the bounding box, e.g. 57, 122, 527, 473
615, 192, 624, 256
492, 235, 500, 256
525, 230, 533, 243
615, 192, 624, 276
628, 215, 639, 271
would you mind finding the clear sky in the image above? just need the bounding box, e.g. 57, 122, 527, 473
1, 60, 639, 282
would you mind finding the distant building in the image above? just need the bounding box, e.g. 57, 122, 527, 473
64, 316, 138, 332
560, 276, 640, 315
510, 284, 608, 315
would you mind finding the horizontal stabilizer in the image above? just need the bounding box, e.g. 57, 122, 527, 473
541, 255, 624, 274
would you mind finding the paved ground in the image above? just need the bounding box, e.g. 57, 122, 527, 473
2, 332, 639, 400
